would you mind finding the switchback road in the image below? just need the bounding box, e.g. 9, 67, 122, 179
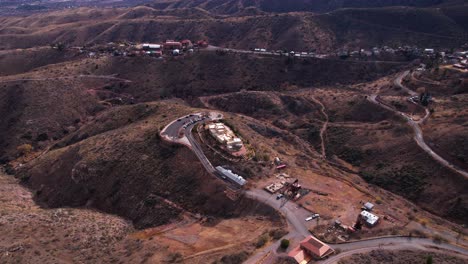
369, 72, 468, 179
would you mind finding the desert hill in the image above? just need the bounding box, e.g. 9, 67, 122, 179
0, 52, 403, 162
16, 101, 281, 229
148, 0, 462, 14
0, 5, 467, 51
200, 87, 468, 225
0, 2, 467, 263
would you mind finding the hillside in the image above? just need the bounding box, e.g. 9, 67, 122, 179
16, 101, 281, 229
1, 2, 467, 263
200, 86, 468, 225
0, 5, 467, 51
149, 0, 460, 14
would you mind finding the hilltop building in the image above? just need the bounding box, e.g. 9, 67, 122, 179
207, 122, 243, 151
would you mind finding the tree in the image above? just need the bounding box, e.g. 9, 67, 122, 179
56, 42, 65, 51
280, 239, 290, 249
16, 144, 33, 156
426, 255, 433, 264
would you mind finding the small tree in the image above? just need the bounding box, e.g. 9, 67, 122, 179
426, 255, 433, 264
17, 144, 33, 156
280, 239, 290, 249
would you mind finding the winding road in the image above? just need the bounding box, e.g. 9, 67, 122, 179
160, 110, 468, 264
369, 72, 468, 179
321, 237, 468, 264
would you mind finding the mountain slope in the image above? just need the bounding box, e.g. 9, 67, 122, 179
0, 5, 467, 52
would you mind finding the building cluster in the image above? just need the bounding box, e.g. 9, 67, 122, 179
207, 122, 243, 152
447, 50, 468, 70
137, 39, 208, 57
73, 39, 209, 58
354, 201, 380, 228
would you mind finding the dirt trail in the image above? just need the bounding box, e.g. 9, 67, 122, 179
310, 96, 328, 159
0, 74, 132, 83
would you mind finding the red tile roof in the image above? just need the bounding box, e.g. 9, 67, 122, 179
300, 236, 333, 258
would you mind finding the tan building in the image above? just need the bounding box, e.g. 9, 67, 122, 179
207, 122, 243, 151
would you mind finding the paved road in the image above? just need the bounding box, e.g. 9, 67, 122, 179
243, 190, 314, 264
205, 45, 403, 64
161, 113, 318, 263
160, 112, 468, 263
160, 112, 244, 186
368, 72, 468, 179
321, 237, 468, 264
161, 113, 217, 174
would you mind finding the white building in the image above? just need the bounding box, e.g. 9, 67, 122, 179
216, 166, 247, 186
360, 210, 379, 227
207, 123, 243, 151
364, 202, 374, 211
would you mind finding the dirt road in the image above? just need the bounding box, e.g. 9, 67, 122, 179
369, 72, 468, 179
0, 74, 132, 83
309, 96, 329, 159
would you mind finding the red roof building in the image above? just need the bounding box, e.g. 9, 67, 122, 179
181, 39, 193, 49
288, 236, 334, 264
163, 40, 182, 51
196, 40, 209, 48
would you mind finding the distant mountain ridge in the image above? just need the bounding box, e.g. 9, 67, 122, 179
148, 0, 465, 14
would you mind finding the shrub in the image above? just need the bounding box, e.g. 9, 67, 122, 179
375, 197, 383, 204
218, 251, 248, 264
269, 228, 288, 240
166, 252, 183, 263
280, 239, 290, 249
17, 144, 33, 156
256, 234, 269, 248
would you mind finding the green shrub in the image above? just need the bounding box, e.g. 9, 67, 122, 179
256, 234, 269, 248
280, 239, 290, 249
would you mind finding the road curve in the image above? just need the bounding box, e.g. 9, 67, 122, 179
320, 237, 468, 264
160, 112, 468, 264
369, 72, 468, 179
160, 113, 317, 263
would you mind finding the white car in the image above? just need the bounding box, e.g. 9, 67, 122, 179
305, 216, 313, 221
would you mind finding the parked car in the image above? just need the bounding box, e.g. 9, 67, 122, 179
305, 216, 313, 221
276, 194, 284, 200
312, 214, 320, 219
